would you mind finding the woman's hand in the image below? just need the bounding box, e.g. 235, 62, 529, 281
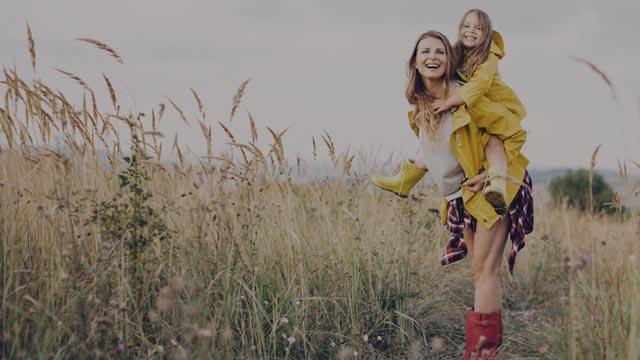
462, 172, 488, 193
432, 98, 450, 114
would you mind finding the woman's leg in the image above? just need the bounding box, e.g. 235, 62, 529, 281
413, 148, 428, 171
463, 218, 509, 359
468, 217, 509, 312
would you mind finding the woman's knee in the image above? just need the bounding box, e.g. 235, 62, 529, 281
470, 258, 501, 282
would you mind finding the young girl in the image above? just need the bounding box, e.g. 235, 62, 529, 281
373, 9, 527, 216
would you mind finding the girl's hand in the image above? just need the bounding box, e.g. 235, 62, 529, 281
432, 98, 449, 114
462, 172, 488, 193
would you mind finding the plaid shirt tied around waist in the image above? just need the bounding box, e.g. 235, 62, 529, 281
441, 171, 534, 273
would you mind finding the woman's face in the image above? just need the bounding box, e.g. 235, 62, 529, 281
415, 37, 447, 80
460, 12, 483, 49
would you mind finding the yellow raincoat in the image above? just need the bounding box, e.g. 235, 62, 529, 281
408, 95, 529, 229
456, 31, 527, 163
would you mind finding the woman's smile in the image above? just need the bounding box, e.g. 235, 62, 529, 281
415, 37, 447, 79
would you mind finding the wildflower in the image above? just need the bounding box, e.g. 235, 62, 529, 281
330, 341, 336, 348
337, 347, 355, 360
196, 328, 213, 340
280, 317, 289, 325
580, 254, 592, 267
287, 336, 296, 345
116, 343, 125, 353
558, 262, 567, 272
593, 314, 602, 321
362, 334, 368, 342
429, 337, 445, 352
295, 300, 300, 306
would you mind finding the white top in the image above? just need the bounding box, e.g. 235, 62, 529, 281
418, 108, 464, 200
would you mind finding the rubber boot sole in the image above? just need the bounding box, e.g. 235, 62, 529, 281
371, 181, 408, 198
484, 187, 508, 216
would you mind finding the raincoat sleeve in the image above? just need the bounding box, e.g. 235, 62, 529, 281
467, 96, 527, 163
455, 54, 499, 108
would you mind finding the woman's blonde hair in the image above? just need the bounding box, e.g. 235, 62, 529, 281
405, 30, 455, 140
453, 9, 493, 77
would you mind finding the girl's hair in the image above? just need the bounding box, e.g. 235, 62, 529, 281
405, 30, 455, 140
453, 8, 493, 77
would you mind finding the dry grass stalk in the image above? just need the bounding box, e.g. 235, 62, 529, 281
343, 152, 355, 176
173, 133, 184, 166
75, 38, 123, 64
90, 88, 99, 123
218, 121, 237, 143
26, 23, 36, 73
248, 110, 258, 143
197, 120, 212, 158
164, 96, 190, 126
157, 103, 165, 121
229, 78, 250, 123
102, 73, 118, 112
266, 126, 289, 175
143, 131, 164, 138
227, 142, 267, 168
588, 144, 602, 216
190, 87, 204, 117
321, 130, 337, 165
55, 69, 92, 91
572, 57, 617, 100
618, 158, 628, 185
312, 136, 317, 160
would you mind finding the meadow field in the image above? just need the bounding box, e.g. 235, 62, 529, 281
1, 36, 640, 359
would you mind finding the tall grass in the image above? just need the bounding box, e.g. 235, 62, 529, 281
1, 29, 639, 359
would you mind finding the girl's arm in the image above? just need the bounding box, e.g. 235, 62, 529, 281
433, 94, 464, 114
456, 53, 499, 107
433, 53, 499, 114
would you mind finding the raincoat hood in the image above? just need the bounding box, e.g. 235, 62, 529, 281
490, 31, 505, 59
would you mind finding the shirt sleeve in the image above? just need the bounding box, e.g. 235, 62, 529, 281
455, 54, 499, 107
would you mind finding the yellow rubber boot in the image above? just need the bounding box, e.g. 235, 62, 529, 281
483, 167, 508, 216
371, 160, 426, 198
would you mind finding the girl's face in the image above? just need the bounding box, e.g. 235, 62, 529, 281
460, 12, 483, 49
415, 37, 447, 80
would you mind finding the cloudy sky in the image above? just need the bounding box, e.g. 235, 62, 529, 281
2, 0, 639, 171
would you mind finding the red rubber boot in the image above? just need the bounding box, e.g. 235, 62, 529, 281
464, 310, 503, 359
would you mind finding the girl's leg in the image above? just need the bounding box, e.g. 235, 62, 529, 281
485, 135, 507, 176
484, 135, 508, 216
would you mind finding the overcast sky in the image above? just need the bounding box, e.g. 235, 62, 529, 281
2, 0, 639, 171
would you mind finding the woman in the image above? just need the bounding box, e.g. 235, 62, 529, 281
378, 31, 533, 359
